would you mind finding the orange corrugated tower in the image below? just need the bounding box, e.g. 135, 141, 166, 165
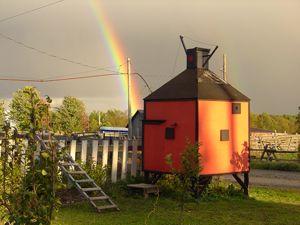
143, 45, 250, 195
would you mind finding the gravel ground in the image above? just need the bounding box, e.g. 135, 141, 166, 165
221, 169, 300, 189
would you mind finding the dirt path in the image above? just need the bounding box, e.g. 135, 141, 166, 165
221, 169, 300, 189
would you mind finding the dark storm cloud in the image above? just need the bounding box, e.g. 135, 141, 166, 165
0, 0, 299, 113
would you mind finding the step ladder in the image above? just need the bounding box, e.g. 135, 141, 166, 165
36, 135, 119, 213
59, 155, 119, 212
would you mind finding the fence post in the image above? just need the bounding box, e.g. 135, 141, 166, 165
131, 139, 138, 177
111, 140, 119, 183
121, 139, 128, 180
102, 140, 109, 168
0, 140, 2, 157
81, 140, 88, 163
92, 139, 99, 164
70, 140, 77, 161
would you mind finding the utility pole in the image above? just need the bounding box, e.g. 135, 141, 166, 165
127, 57, 132, 140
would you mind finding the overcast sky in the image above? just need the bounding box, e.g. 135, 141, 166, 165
0, 0, 299, 114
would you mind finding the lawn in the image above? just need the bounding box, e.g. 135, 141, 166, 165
53, 186, 300, 225
251, 161, 300, 172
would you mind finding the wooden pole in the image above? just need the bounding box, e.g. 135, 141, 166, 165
121, 139, 128, 180
102, 140, 109, 168
92, 139, 99, 163
81, 140, 88, 163
131, 139, 138, 177
70, 140, 77, 161
111, 140, 119, 183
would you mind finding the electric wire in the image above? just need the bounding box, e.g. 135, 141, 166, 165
0, 0, 65, 23
0, 32, 119, 73
183, 35, 217, 47
0, 72, 152, 93
170, 41, 181, 78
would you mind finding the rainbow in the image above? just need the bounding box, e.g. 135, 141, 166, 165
89, 0, 141, 115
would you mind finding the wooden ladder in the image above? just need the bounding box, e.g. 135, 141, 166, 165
37, 136, 119, 213
59, 155, 119, 212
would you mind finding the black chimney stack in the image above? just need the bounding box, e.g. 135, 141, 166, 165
186, 47, 210, 69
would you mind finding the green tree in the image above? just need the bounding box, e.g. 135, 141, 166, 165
0, 100, 4, 127
9, 86, 49, 132
55, 96, 88, 134
100, 109, 127, 127
251, 112, 297, 134
89, 111, 100, 132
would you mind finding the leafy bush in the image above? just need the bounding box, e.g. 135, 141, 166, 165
201, 178, 245, 201
80, 161, 109, 187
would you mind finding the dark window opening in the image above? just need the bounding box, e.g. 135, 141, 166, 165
220, 129, 229, 141
165, 127, 175, 139
232, 103, 241, 114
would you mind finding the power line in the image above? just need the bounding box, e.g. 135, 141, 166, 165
0, 32, 119, 73
170, 41, 181, 78
0, 0, 65, 23
0, 73, 121, 82
183, 35, 217, 47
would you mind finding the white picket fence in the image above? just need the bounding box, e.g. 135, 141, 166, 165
58, 138, 141, 183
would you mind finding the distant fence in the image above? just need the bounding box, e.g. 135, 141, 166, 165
250, 133, 300, 162
0, 134, 142, 183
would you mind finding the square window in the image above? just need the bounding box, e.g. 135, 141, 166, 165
232, 103, 241, 114
165, 127, 175, 139
220, 129, 229, 141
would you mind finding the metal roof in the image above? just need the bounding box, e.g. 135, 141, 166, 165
144, 69, 250, 101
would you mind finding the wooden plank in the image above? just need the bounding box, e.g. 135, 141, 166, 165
121, 140, 128, 180
70, 140, 77, 161
111, 140, 119, 183
102, 140, 109, 167
81, 140, 88, 163
92, 140, 99, 163
131, 139, 138, 177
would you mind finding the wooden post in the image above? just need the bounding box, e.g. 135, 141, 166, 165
0, 140, 2, 157
121, 139, 128, 180
131, 139, 138, 177
70, 140, 77, 161
92, 139, 99, 164
102, 140, 109, 168
111, 140, 119, 183
81, 140, 88, 163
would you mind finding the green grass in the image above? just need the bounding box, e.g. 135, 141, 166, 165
251, 161, 300, 172
52, 186, 300, 225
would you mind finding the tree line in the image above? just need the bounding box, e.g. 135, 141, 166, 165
251, 112, 299, 134
0, 86, 128, 134
0, 86, 299, 134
